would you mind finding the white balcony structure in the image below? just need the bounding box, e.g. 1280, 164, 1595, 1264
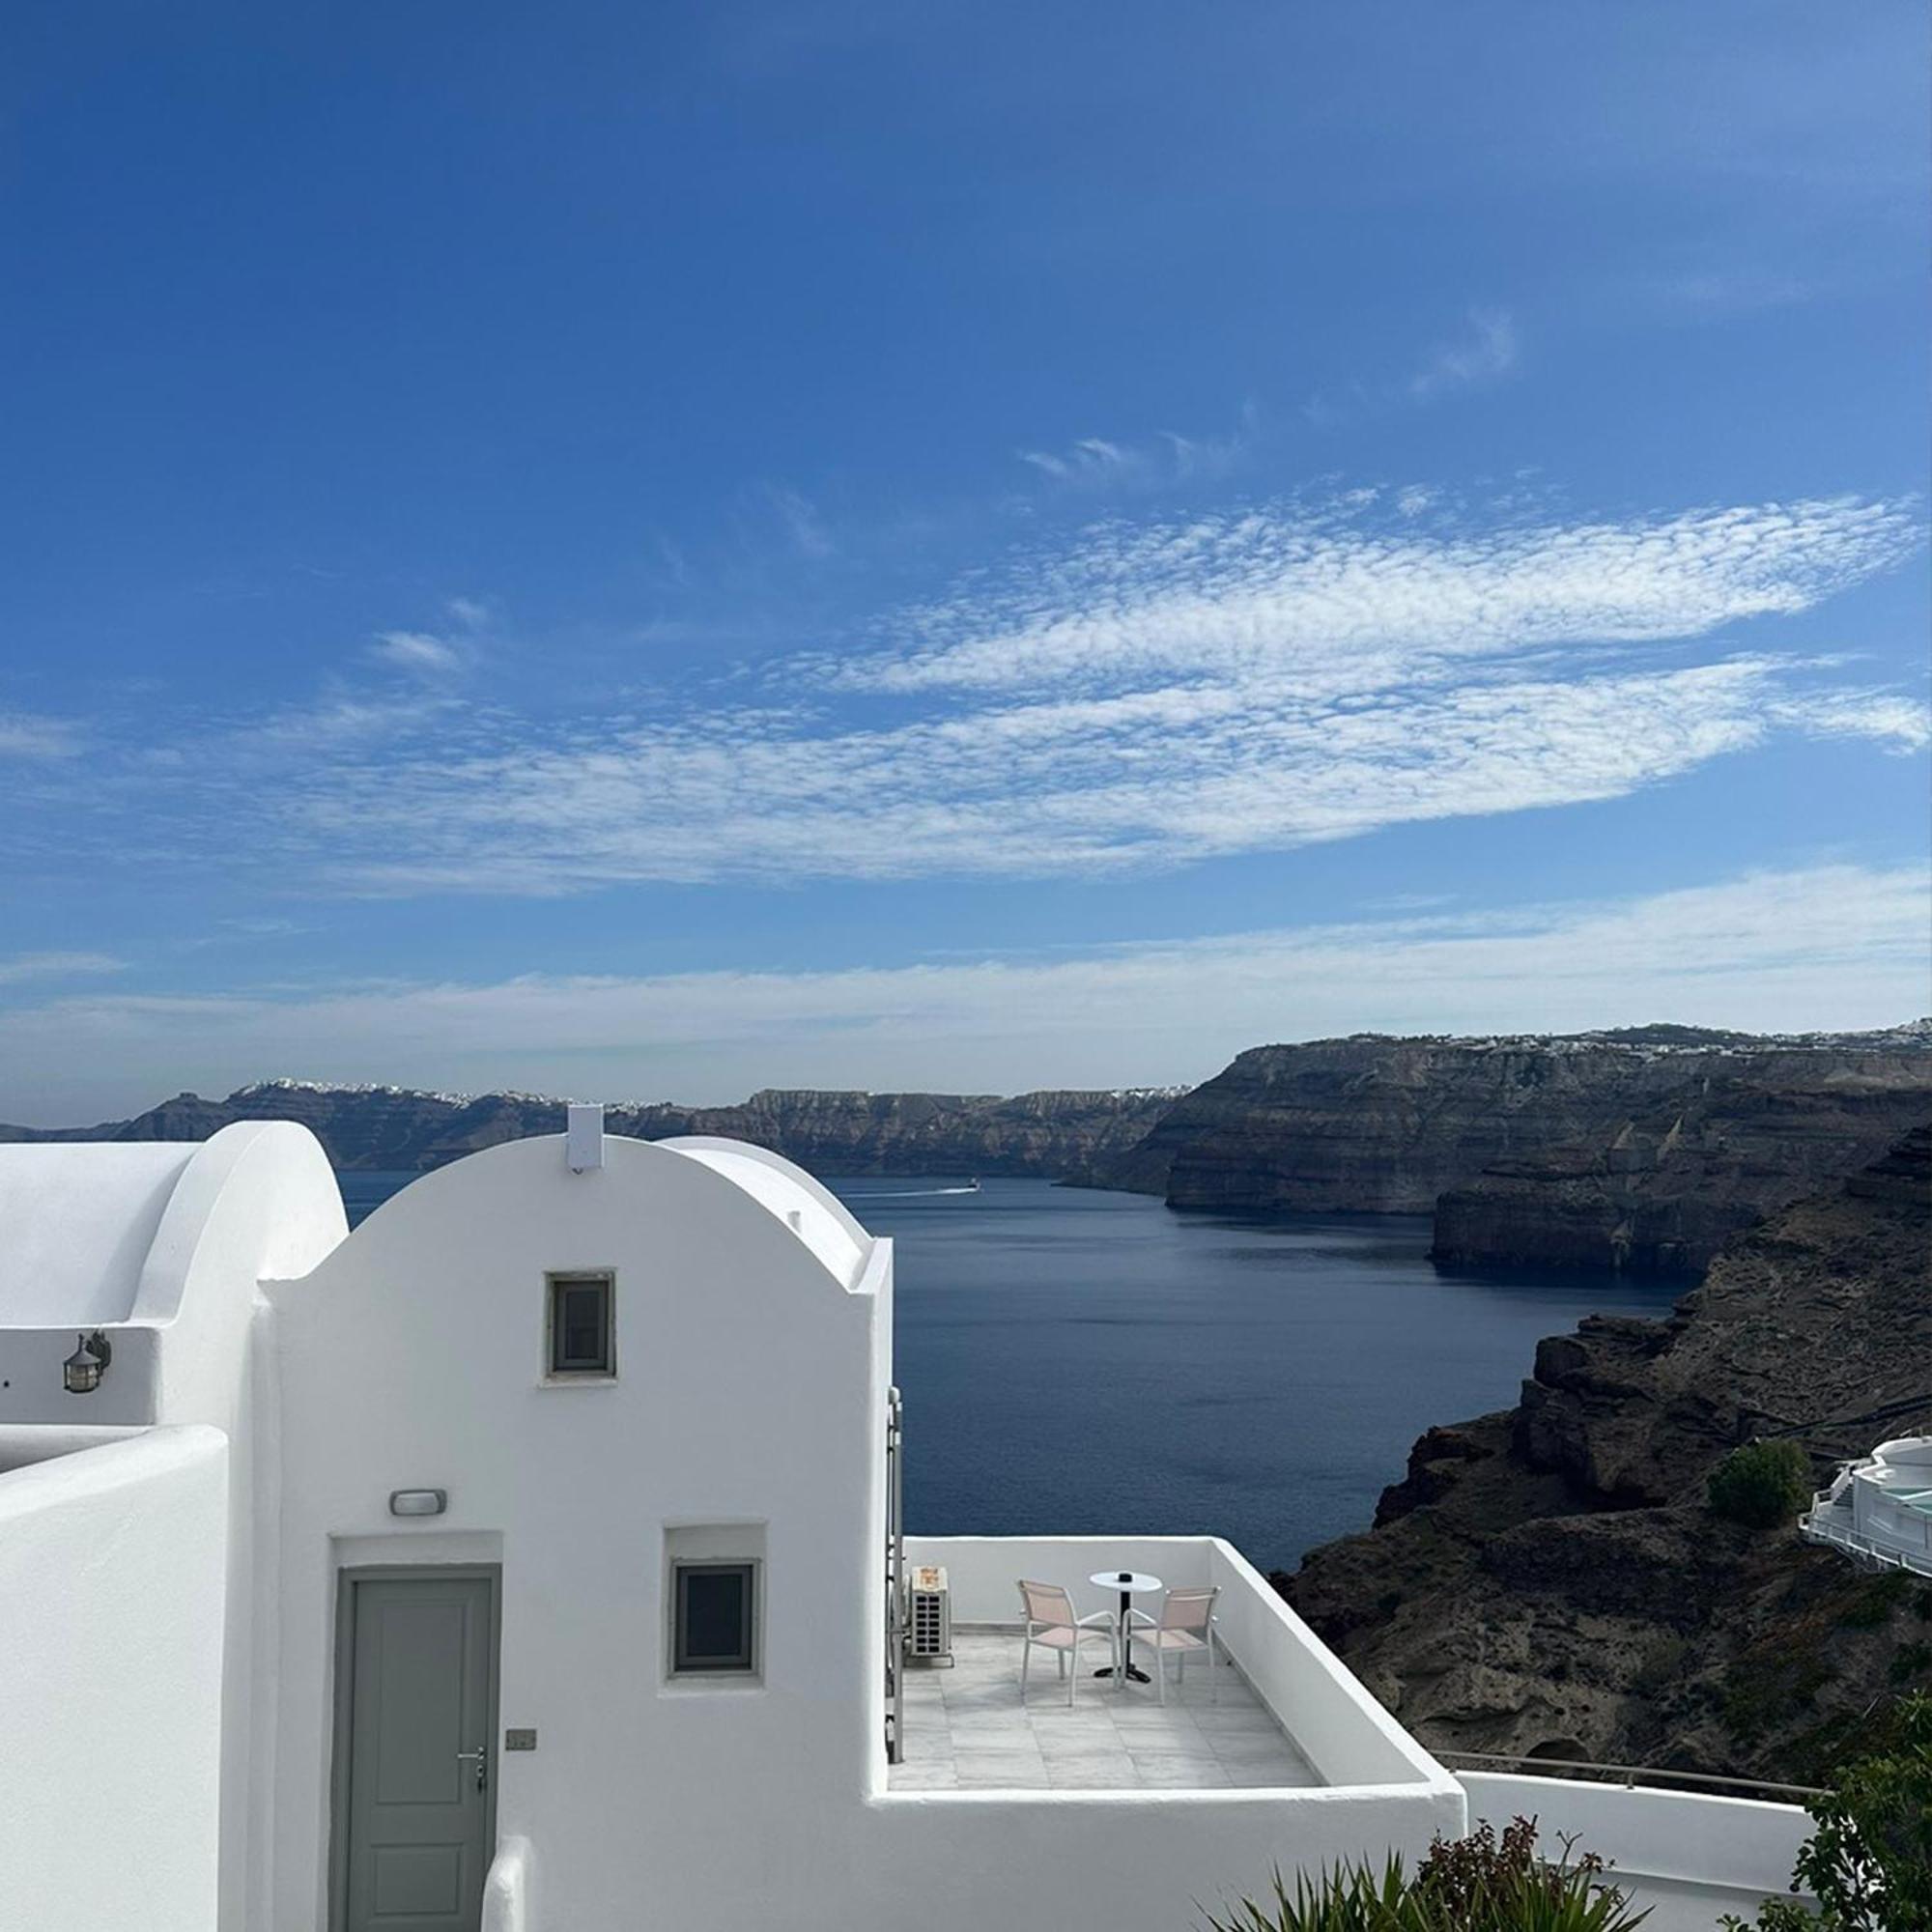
0, 1120, 1824, 1932
1801, 1435, 1932, 1578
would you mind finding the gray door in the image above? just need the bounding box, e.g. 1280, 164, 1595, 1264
336, 1572, 497, 1932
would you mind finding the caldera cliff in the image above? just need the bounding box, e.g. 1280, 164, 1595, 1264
1094, 1023, 1932, 1274
1280, 1126, 1932, 1786
0, 1078, 1180, 1178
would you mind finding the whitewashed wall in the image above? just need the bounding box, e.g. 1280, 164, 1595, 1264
869, 1782, 1466, 1931
0, 1122, 347, 1932
265, 1134, 895, 1932
890, 1532, 1462, 1930
1462, 1773, 1812, 1932
0, 1428, 229, 1932
131, 1122, 348, 1932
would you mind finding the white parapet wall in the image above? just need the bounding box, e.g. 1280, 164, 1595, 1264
908, 1533, 1448, 1788
1461, 1773, 1813, 1932
0, 1427, 231, 1932
884, 1534, 1464, 1931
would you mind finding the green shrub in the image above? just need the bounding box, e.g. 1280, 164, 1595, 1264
1201, 1816, 1648, 1931
1887, 1641, 1929, 1686
1838, 1574, 1914, 1631
1708, 1441, 1813, 1529
1721, 1692, 1932, 1931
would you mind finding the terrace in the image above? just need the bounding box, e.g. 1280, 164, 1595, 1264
888, 1535, 1444, 1802
1801, 1435, 1932, 1579
889, 1631, 1322, 1792
878, 1539, 1819, 1931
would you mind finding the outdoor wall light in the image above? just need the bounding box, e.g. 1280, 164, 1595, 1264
388, 1489, 448, 1518
62, 1331, 112, 1395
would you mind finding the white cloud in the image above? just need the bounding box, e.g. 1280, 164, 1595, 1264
0, 951, 124, 988
1018, 410, 1256, 495
1769, 686, 1931, 753
371, 630, 466, 675
295, 654, 1907, 895
853, 494, 1918, 694
250, 690, 459, 751
1305, 310, 1520, 424
11, 487, 1924, 898
1408, 306, 1519, 400
0, 865, 1921, 1117
758, 483, 834, 559
0, 711, 82, 759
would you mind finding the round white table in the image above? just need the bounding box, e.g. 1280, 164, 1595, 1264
1088, 1569, 1162, 1685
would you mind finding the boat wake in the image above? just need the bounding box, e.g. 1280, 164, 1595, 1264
840, 1183, 982, 1200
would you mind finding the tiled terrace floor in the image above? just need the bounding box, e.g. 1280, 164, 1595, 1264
888, 1630, 1322, 1791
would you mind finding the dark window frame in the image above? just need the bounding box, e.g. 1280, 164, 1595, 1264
671, 1560, 758, 1675
545, 1270, 615, 1378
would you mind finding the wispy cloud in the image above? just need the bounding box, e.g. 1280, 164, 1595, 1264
1307, 307, 1521, 425
1018, 408, 1258, 495
0, 951, 125, 989
251, 690, 460, 751
1, 865, 1921, 1114
1407, 306, 1519, 400
841, 492, 1918, 693
0, 711, 83, 759
370, 630, 468, 675
9, 487, 1924, 898
1019, 437, 1137, 483
757, 482, 834, 559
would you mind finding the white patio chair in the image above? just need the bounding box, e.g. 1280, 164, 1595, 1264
1126, 1584, 1222, 1705
1016, 1578, 1118, 1707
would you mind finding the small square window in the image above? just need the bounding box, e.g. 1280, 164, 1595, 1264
547, 1271, 614, 1376
672, 1561, 756, 1674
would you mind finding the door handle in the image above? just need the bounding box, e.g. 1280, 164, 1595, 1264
454, 1747, 488, 1792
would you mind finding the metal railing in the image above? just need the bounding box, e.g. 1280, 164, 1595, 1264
1758, 1392, 1932, 1445
884, 1384, 904, 1765
1438, 1748, 1827, 1804
1801, 1509, 1932, 1579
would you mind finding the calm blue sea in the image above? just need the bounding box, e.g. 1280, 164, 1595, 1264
338, 1171, 1681, 1570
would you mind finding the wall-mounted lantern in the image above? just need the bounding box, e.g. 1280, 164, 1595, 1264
62, 1331, 112, 1395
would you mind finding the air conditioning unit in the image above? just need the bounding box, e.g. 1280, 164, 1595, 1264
905, 1564, 952, 1666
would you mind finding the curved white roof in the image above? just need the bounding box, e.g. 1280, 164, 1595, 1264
0, 1143, 199, 1324
657, 1138, 875, 1290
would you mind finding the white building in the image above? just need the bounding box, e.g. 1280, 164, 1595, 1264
0, 1115, 1816, 1931
1802, 1435, 1932, 1578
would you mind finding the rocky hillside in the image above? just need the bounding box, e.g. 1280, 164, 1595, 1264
1093, 1023, 1931, 1274
1432, 1046, 1932, 1276
1281, 1126, 1932, 1787
0, 1078, 1180, 1178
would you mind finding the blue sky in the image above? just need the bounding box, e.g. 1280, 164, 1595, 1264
2, 0, 1927, 1120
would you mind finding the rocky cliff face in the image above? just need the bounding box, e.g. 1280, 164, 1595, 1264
1281, 1127, 1932, 1786
1432, 1048, 1932, 1276
1094, 1024, 1931, 1274
0, 1078, 1179, 1178
1128, 1035, 1684, 1211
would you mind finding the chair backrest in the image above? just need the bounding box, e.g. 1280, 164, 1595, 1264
1018, 1578, 1074, 1629
1160, 1585, 1218, 1632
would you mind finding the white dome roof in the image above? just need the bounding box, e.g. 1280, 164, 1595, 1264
657, 1138, 874, 1290
0, 1143, 199, 1324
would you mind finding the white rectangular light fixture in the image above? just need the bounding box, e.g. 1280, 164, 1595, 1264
388, 1489, 448, 1517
